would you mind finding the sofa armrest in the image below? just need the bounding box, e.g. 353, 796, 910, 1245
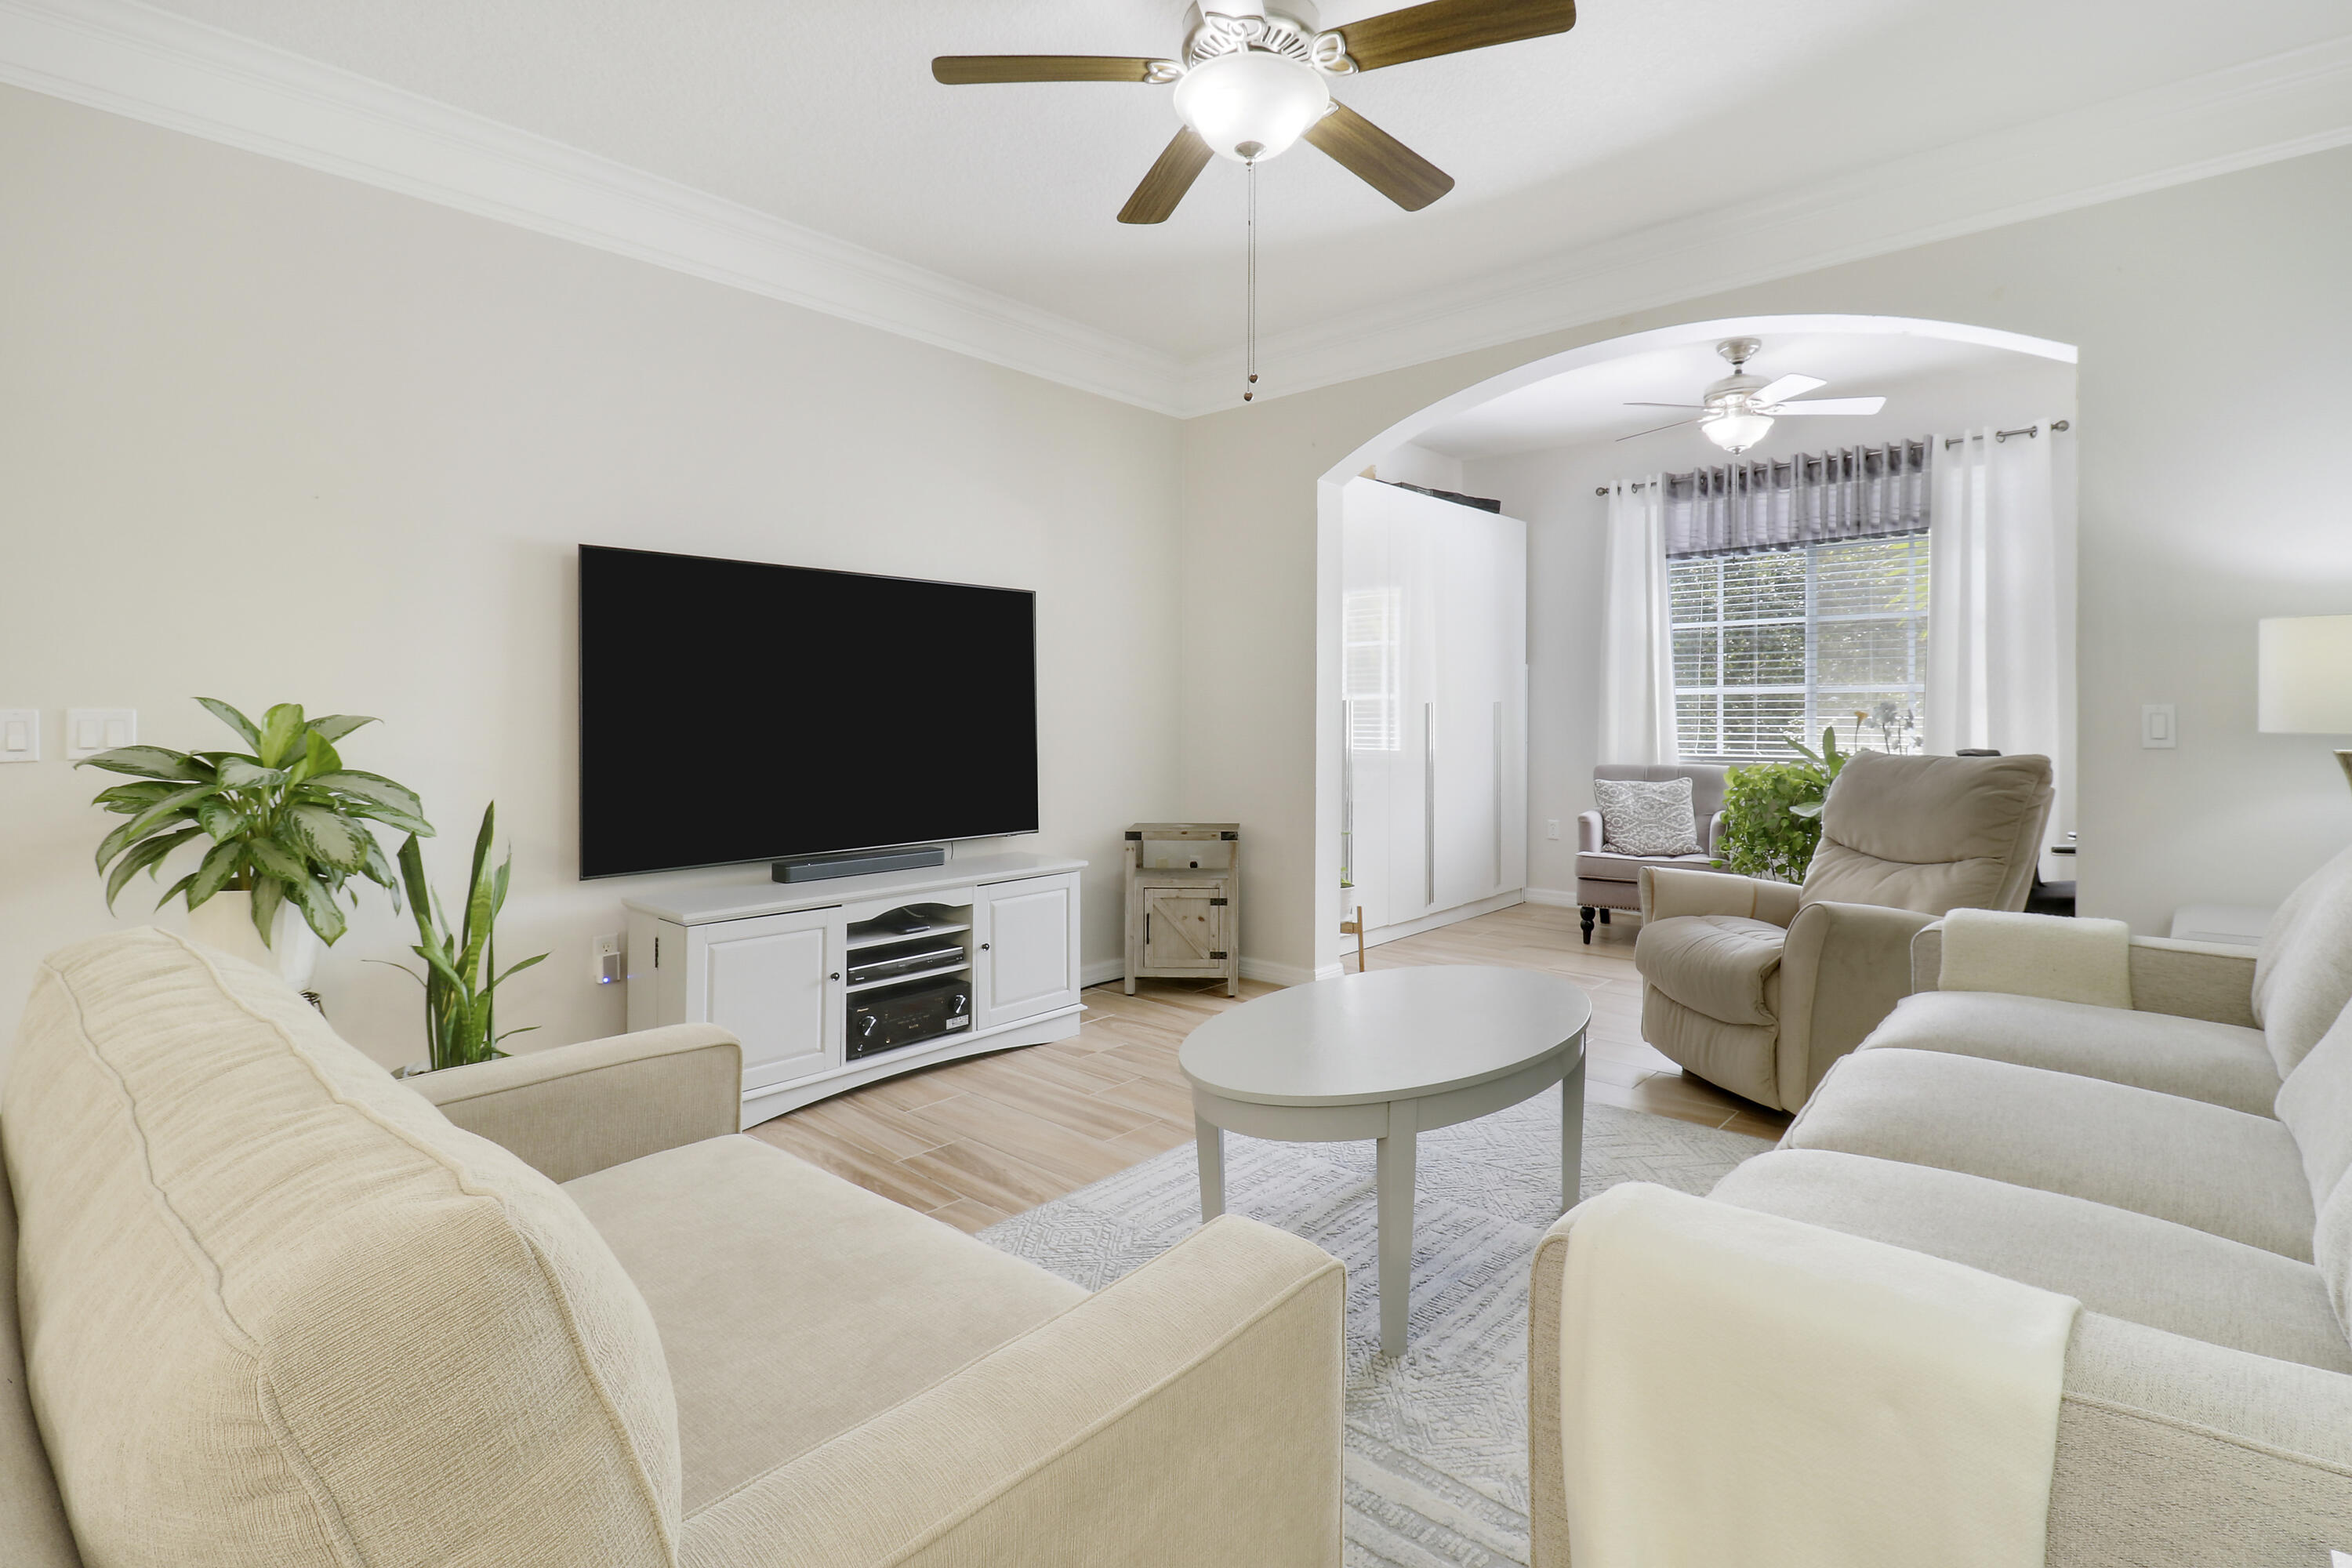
2049, 1312, 2352, 1563
1910, 926, 2258, 1029
1778, 901, 1934, 1104
1639, 864, 1801, 927
2126, 938, 2260, 1029
1577, 809, 1602, 852
678, 1215, 1345, 1568
409, 1024, 741, 1181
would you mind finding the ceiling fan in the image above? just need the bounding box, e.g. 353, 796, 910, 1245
1620, 339, 1889, 454
931, 0, 1577, 223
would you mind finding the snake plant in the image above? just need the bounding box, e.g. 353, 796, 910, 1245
81, 699, 431, 946
387, 803, 546, 1071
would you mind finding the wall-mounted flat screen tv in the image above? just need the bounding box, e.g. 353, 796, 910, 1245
579, 544, 1039, 878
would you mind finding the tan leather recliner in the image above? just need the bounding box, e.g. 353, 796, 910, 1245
1633, 750, 2055, 1112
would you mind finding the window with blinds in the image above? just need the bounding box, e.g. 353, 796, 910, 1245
1344, 586, 1403, 751
1670, 534, 1929, 760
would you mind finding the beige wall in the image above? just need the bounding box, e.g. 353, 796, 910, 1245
0, 86, 1184, 1071
1179, 143, 2352, 974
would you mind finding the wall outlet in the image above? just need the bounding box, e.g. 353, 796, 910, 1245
593, 933, 623, 985
1544, 818, 1560, 840
2141, 702, 2177, 750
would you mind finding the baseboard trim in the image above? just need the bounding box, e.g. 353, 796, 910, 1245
1362, 890, 1526, 949
1523, 886, 1579, 908
1079, 956, 1125, 989
1239, 956, 1344, 986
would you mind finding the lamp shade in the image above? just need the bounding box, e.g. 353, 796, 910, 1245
2258, 615, 2352, 733
1174, 50, 1330, 163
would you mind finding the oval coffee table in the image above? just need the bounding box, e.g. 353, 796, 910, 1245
1179, 965, 1592, 1354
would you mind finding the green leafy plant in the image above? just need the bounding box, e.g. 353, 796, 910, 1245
1716, 726, 1849, 882
81, 699, 431, 946
386, 803, 545, 1072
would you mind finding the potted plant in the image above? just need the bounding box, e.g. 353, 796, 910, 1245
1715, 725, 1849, 884
382, 803, 546, 1073
82, 699, 431, 987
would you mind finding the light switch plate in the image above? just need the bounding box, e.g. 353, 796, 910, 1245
2141, 702, 2177, 750
66, 708, 136, 760
0, 710, 37, 763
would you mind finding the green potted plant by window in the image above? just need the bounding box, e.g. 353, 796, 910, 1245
380, 802, 546, 1074
1715, 725, 1848, 884
82, 699, 431, 987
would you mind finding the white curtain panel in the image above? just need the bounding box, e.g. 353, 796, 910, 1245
1600, 480, 1677, 765
1926, 429, 2063, 793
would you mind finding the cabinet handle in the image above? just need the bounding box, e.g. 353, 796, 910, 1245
829, 972, 840, 982
980, 942, 991, 951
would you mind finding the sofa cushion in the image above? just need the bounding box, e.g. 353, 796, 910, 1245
0, 1151, 78, 1568
1577, 849, 1716, 885
564, 1134, 1083, 1513
2, 929, 680, 1568
1711, 1149, 2352, 1373
1798, 750, 2049, 915
2276, 1003, 2352, 1212
1635, 915, 1784, 1026
2255, 842, 2352, 1077
1786, 1048, 2315, 1259
1864, 990, 2280, 1116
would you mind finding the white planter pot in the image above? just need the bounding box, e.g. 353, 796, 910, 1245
185, 889, 323, 992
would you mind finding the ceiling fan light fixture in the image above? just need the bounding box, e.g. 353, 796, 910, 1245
1702, 406, 1773, 453
1173, 49, 1331, 162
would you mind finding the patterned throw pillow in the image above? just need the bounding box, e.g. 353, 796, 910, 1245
1594, 777, 1702, 857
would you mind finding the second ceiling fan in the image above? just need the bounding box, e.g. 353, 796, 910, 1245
933, 0, 1577, 223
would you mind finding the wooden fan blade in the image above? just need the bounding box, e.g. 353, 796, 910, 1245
932, 56, 1162, 85
1754, 373, 1827, 405
1302, 103, 1454, 211
1119, 128, 1214, 224
1336, 0, 1577, 72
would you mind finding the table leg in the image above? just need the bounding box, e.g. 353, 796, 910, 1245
1376, 1098, 1418, 1356
1561, 1048, 1586, 1215
1195, 1116, 1225, 1222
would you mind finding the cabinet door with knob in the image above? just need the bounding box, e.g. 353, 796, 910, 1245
687, 907, 839, 1093
975, 873, 1080, 1029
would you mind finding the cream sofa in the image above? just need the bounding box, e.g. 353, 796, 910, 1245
1, 928, 1345, 1567
1633, 750, 2053, 1111
1530, 844, 2352, 1566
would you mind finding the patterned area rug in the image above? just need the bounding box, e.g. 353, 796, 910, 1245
979, 1095, 1770, 1567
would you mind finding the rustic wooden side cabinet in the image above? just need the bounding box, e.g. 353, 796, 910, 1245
1122, 822, 1240, 996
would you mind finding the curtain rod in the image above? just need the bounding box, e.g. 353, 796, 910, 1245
1944, 419, 2070, 448
1596, 421, 2072, 495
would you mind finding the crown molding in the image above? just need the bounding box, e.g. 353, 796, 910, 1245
2, 1, 2346, 424
1172, 34, 2352, 416
0, 0, 1189, 414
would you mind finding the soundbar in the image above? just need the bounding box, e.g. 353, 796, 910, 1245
772, 845, 948, 883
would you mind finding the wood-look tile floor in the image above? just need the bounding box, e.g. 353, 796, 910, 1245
748, 902, 1791, 1234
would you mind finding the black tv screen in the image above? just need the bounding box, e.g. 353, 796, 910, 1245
579, 545, 1039, 878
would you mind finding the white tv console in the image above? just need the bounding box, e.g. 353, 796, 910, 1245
623, 852, 1085, 1129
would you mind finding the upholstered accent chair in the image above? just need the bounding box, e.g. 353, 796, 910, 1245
1632, 750, 2053, 1112
1575, 764, 1731, 943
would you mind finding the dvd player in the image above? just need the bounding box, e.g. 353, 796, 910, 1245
847, 938, 966, 988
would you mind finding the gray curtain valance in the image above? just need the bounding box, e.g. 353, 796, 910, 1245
1663, 438, 1932, 559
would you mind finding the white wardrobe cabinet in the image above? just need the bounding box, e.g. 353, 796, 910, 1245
1341, 477, 1527, 942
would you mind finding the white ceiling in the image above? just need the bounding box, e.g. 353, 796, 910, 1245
125, 0, 2352, 371
1414, 331, 2075, 459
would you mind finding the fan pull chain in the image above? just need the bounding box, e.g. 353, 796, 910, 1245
1243, 157, 1258, 404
